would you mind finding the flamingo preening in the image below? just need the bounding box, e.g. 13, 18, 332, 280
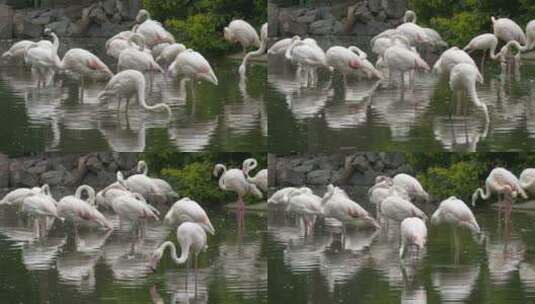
213, 163, 262, 213
239, 23, 268, 78
242, 158, 267, 192
399, 217, 427, 259
224, 19, 261, 54
164, 197, 215, 235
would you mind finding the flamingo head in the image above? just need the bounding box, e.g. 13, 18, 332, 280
136, 9, 150, 24
166, 61, 177, 79
415, 58, 431, 72
43, 28, 52, 36
148, 247, 165, 271
200, 69, 218, 86
413, 234, 426, 250
97, 90, 113, 103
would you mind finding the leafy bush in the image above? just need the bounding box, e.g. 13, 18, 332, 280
143, 0, 267, 56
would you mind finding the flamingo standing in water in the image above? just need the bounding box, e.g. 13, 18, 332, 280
167, 49, 218, 96
431, 196, 480, 242
134, 9, 175, 48
433, 47, 478, 77
98, 70, 171, 115
57, 185, 113, 237
449, 63, 489, 122
268, 36, 297, 56
285, 36, 333, 87
392, 173, 430, 202
383, 44, 429, 87
24, 29, 62, 89
117, 34, 164, 88
213, 163, 262, 213
267, 187, 303, 205
0, 186, 42, 205
224, 19, 261, 54
2, 40, 36, 64
399, 217, 427, 259
21, 189, 60, 237
491, 16, 527, 72
239, 23, 268, 78
472, 168, 527, 220
381, 195, 428, 229
284, 187, 322, 235
96, 173, 130, 210
242, 158, 267, 192
60, 48, 113, 100
463, 33, 501, 71
163, 197, 215, 235
110, 191, 159, 234
135, 160, 178, 203
520, 168, 535, 196
156, 43, 187, 69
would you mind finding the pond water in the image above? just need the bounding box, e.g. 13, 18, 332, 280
267, 55, 535, 152
0, 206, 267, 304
0, 58, 267, 153
268, 194, 535, 304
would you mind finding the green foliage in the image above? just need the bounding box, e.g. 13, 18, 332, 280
409, 0, 535, 47
143, 0, 267, 56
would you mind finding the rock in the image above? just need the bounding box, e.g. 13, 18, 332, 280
11, 169, 38, 187
89, 6, 109, 25
369, 0, 382, 13
117, 153, 138, 170
31, 14, 52, 26
294, 162, 315, 173
97, 171, 116, 186
376, 11, 387, 22
351, 20, 389, 36
0, 5, 14, 39
382, 0, 407, 19
101, 21, 127, 36
349, 172, 367, 185
268, 2, 279, 37
333, 21, 344, 34
279, 10, 309, 36
86, 156, 104, 173
278, 167, 305, 186
12, 11, 24, 37
47, 19, 71, 36
111, 13, 122, 24
27, 161, 48, 175
309, 19, 333, 35
0, 154, 9, 188
366, 152, 378, 163
103, 0, 117, 15
41, 170, 65, 186
307, 169, 331, 185
22, 18, 43, 38
353, 1, 373, 23
352, 155, 369, 172
295, 9, 317, 24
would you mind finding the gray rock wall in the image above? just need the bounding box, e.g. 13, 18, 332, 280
269, 0, 407, 42
269, 152, 413, 196
0, 152, 140, 199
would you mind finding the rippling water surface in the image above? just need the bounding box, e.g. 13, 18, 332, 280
0, 57, 267, 153
267, 55, 535, 152
0, 206, 267, 303
268, 193, 535, 304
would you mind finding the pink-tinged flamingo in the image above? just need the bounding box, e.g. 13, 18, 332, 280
383, 44, 430, 87
117, 168, 159, 204
239, 23, 268, 78
134, 10, 175, 48
520, 168, 535, 196
285, 36, 333, 87
268, 187, 301, 205
431, 196, 480, 235
268, 36, 297, 56
464, 33, 501, 71
1, 186, 42, 206
392, 173, 430, 202
96, 175, 130, 210
213, 163, 262, 213
449, 63, 489, 122
135, 160, 178, 203
224, 19, 261, 54
163, 197, 215, 235
381, 196, 428, 228
117, 34, 164, 88
110, 191, 159, 235
492, 16, 527, 73
433, 47, 478, 77
399, 217, 427, 259
395, 22, 432, 48
284, 187, 322, 235
21, 190, 60, 238
98, 69, 171, 115
242, 158, 267, 192
2, 40, 36, 64
156, 43, 187, 69
24, 43, 61, 89
167, 49, 218, 96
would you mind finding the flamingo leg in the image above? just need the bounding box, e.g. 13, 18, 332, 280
481, 51, 486, 72
194, 253, 198, 295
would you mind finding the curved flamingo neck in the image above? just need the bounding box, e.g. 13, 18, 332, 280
136, 76, 172, 115
160, 240, 189, 265
489, 40, 500, 60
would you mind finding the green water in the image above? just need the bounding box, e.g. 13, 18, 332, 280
0, 58, 267, 153
267, 56, 535, 152
0, 207, 267, 304
268, 200, 535, 304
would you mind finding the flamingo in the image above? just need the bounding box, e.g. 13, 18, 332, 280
24, 42, 61, 89
2, 40, 36, 64
117, 167, 160, 204
326, 46, 365, 87
381, 196, 428, 227
57, 185, 113, 236
239, 23, 268, 78
268, 187, 300, 205
167, 49, 218, 94
134, 10, 175, 48
449, 63, 489, 122
213, 163, 262, 213
383, 44, 430, 87
59, 48, 113, 100
268, 36, 297, 56
402, 10, 447, 53
392, 173, 430, 202
431, 196, 480, 234
151, 42, 171, 60
472, 168, 527, 218
149, 222, 207, 277
284, 187, 322, 235
155, 43, 187, 69
399, 217, 427, 258
110, 191, 159, 233
1, 186, 42, 205
322, 184, 380, 229
98, 70, 171, 115
395, 22, 432, 48
224, 19, 261, 54
242, 158, 267, 192
21, 191, 60, 237
347, 46, 383, 79
463, 33, 501, 71
135, 160, 178, 203
285, 36, 333, 87
163, 197, 215, 235
368, 180, 409, 221
96, 173, 130, 210
117, 34, 164, 87
372, 35, 412, 69
492, 16, 527, 72
520, 168, 535, 195
433, 47, 478, 77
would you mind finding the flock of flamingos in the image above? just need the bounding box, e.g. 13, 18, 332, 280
1, 9, 268, 114
0, 158, 267, 277
268, 10, 535, 123
269, 167, 535, 259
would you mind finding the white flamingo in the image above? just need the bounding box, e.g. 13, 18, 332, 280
284, 187, 322, 235
268, 36, 297, 56
431, 196, 480, 235
492, 16, 527, 45
96, 174, 130, 210
57, 185, 113, 235
449, 63, 489, 122
156, 43, 187, 69
372, 35, 412, 69
463, 33, 501, 70
383, 44, 430, 87
163, 197, 215, 235
213, 163, 262, 212
242, 158, 267, 192
117, 167, 159, 204
134, 10, 175, 48
520, 168, 535, 195
149, 222, 207, 275
403, 10, 447, 53
322, 184, 380, 228
224, 19, 261, 54
393, 173, 431, 202
395, 22, 431, 48
326, 46, 368, 87
433, 47, 478, 77
1, 186, 42, 205
21, 191, 60, 237
2, 40, 37, 64
285, 36, 332, 87
167, 49, 218, 93
399, 217, 427, 258
239, 23, 268, 78
472, 167, 527, 214
135, 160, 178, 203
24, 41, 61, 89
110, 191, 159, 230
59, 48, 113, 100
98, 70, 171, 115
381, 195, 428, 226
267, 187, 302, 205
368, 180, 409, 221
117, 34, 164, 87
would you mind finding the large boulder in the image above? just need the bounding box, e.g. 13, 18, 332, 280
47, 19, 71, 36
22, 18, 44, 38
0, 154, 9, 188
309, 19, 334, 35
382, 0, 407, 19
268, 2, 279, 37
0, 5, 14, 39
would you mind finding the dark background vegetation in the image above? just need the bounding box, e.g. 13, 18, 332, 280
142, 152, 267, 205
406, 153, 535, 204
143, 0, 267, 56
